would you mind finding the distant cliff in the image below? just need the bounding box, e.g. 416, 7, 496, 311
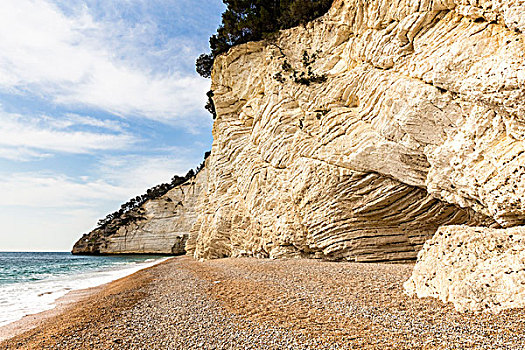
72, 165, 207, 255
74, 0, 525, 267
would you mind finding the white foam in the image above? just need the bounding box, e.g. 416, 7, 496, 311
0, 257, 169, 327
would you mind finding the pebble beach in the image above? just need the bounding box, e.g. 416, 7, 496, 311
1, 256, 525, 349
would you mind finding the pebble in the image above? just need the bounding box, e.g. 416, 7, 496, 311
3, 257, 525, 349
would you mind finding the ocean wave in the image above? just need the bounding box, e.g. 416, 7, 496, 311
0, 256, 168, 327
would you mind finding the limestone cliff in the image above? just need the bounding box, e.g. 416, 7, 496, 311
188, 0, 525, 262
72, 166, 207, 255
74, 0, 525, 269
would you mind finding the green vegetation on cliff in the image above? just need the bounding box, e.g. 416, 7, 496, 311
94, 151, 210, 235
196, 0, 333, 80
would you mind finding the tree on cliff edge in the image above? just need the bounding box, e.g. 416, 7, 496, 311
196, 0, 333, 79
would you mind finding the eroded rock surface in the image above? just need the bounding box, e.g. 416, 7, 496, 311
404, 225, 525, 313
72, 166, 207, 255
188, 0, 525, 261
74, 0, 525, 267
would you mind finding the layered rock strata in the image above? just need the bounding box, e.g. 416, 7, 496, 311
74, 0, 525, 267
188, 0, 525, 260
72, 166, 207, 255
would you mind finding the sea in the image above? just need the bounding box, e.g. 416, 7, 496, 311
0, 252, 168, 327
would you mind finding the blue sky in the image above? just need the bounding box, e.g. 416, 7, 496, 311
0, 0, 225, 251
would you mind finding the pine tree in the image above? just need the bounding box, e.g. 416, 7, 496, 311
196, 0, 333, 79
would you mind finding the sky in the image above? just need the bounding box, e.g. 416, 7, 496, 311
0, 0, 226, 252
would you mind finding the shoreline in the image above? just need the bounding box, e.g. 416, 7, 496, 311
2, 256, 525, 349
0, 257, 172, 344
0, 284, 103, 343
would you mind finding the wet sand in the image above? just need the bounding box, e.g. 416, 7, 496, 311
1, 256, 525, 349
0, 286, 100, 343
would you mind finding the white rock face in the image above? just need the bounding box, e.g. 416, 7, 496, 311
404, 225, 525, 313
74, 0, 525, 274
72, 166, 208, 255
188, 0, 525, 260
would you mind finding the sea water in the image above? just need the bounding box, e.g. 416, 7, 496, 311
0, 252, 168, 327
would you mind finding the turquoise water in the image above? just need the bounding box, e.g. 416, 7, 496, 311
0, 252, 167, 327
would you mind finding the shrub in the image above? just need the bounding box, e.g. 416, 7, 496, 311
196, 0, 333, 79
94, 151, 211, 232
196, 53, 214, 79
205, 90, 217, 119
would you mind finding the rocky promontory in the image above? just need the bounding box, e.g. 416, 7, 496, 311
72, 165, 207, 255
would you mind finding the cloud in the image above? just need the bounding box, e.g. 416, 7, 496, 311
0, 147, 52, 162
48, 113, 128, 132
0, 110, 136, 160
0, 151, 199, 209
0, 172, 126, 208
96, 152, 201, 192
0, 0, 211, 127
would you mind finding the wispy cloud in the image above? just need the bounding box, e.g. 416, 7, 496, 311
0, 152, 199, 209
0, 109, 136, 160
0, 0, 211, 127
0, 172, 126, 208
47, 113, 128, 132
97, 152, 200, 192
0, 147, 52, 162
